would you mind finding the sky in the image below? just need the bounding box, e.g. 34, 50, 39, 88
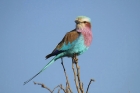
0, 0, 140, 93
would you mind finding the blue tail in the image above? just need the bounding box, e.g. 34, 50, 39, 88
23, 53, 64, 85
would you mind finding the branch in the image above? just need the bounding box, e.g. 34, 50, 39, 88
72, 58, 81, 93
59, 84, 66, 93
58, 89, 60, 93
86, 79, 95, 93
75, 61, 84, 93
61, 58, 73, 93
52, 85, 60, 93
34, 82, 66, 93
33, 54, 94, 93
34, 82, 52, 93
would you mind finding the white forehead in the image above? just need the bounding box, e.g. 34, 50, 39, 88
75, 16, 91, 22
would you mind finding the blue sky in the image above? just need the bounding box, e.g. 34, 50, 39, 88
0, 0, 140, 93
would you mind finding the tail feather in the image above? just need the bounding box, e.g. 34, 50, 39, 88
24, 53, 64, 85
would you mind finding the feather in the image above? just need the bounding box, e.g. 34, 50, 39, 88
46, 30, 80, 58
24, 53, 65, 85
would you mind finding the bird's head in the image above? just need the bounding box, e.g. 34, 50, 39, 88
75, 16, 92, 46
75, 16, 91, 30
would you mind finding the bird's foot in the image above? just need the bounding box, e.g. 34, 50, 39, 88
74, 57, 78, 63
73, 54, 78, 63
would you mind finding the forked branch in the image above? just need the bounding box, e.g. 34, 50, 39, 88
34, 56, 94, 93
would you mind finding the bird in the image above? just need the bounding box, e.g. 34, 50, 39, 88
24, 16, 93, 85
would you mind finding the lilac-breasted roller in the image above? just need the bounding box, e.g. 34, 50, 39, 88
24, 16, 92, 85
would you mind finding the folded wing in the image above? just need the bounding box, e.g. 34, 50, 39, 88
46, 30, 80, 59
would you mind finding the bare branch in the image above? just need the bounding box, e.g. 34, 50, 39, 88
61, 58, 73, 93
59, 84, 66, 93
52, 85, 60, 93
34, 82, 67, 93
75, 61, 84, 93
82, 82, 84, 89
58, 89, 60, 93
86, 79, 95, 93
72, 54, 84, 93
33, 54, 94, 93
34, 82, 52, 93
72, 58, 80, 93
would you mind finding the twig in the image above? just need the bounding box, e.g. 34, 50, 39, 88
72, 58, 80, 93
34, 82, 52, 93
82, 82, 84, 89
72, 54, 84, 93
61, 58, 73, 93
58, 89, 60, 93
59, 84, 66, 93
86, 79, 95, 93
75, 61, 84, 93
52, 85, 60, 93
34, 82, 67, 93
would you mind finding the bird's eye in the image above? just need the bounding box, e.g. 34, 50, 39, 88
83, 21, 87, 23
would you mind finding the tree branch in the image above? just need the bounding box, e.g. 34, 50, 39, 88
52, 85, 60, 93
75, 61, 84, 93
33, 55, 94, 93
34, 82, 67, 93
61, 58, 73, 93
86, 79, 95, 93
72, 58, 81, 93
58, 89, 60, 93
34, 82, 52, 92
59, 84, 66, 93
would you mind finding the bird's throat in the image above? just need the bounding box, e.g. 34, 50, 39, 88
76, 27, 92, 47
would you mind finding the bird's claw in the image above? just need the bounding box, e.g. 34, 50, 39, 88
74, 57, 78, 63
73, 53, 78, 63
